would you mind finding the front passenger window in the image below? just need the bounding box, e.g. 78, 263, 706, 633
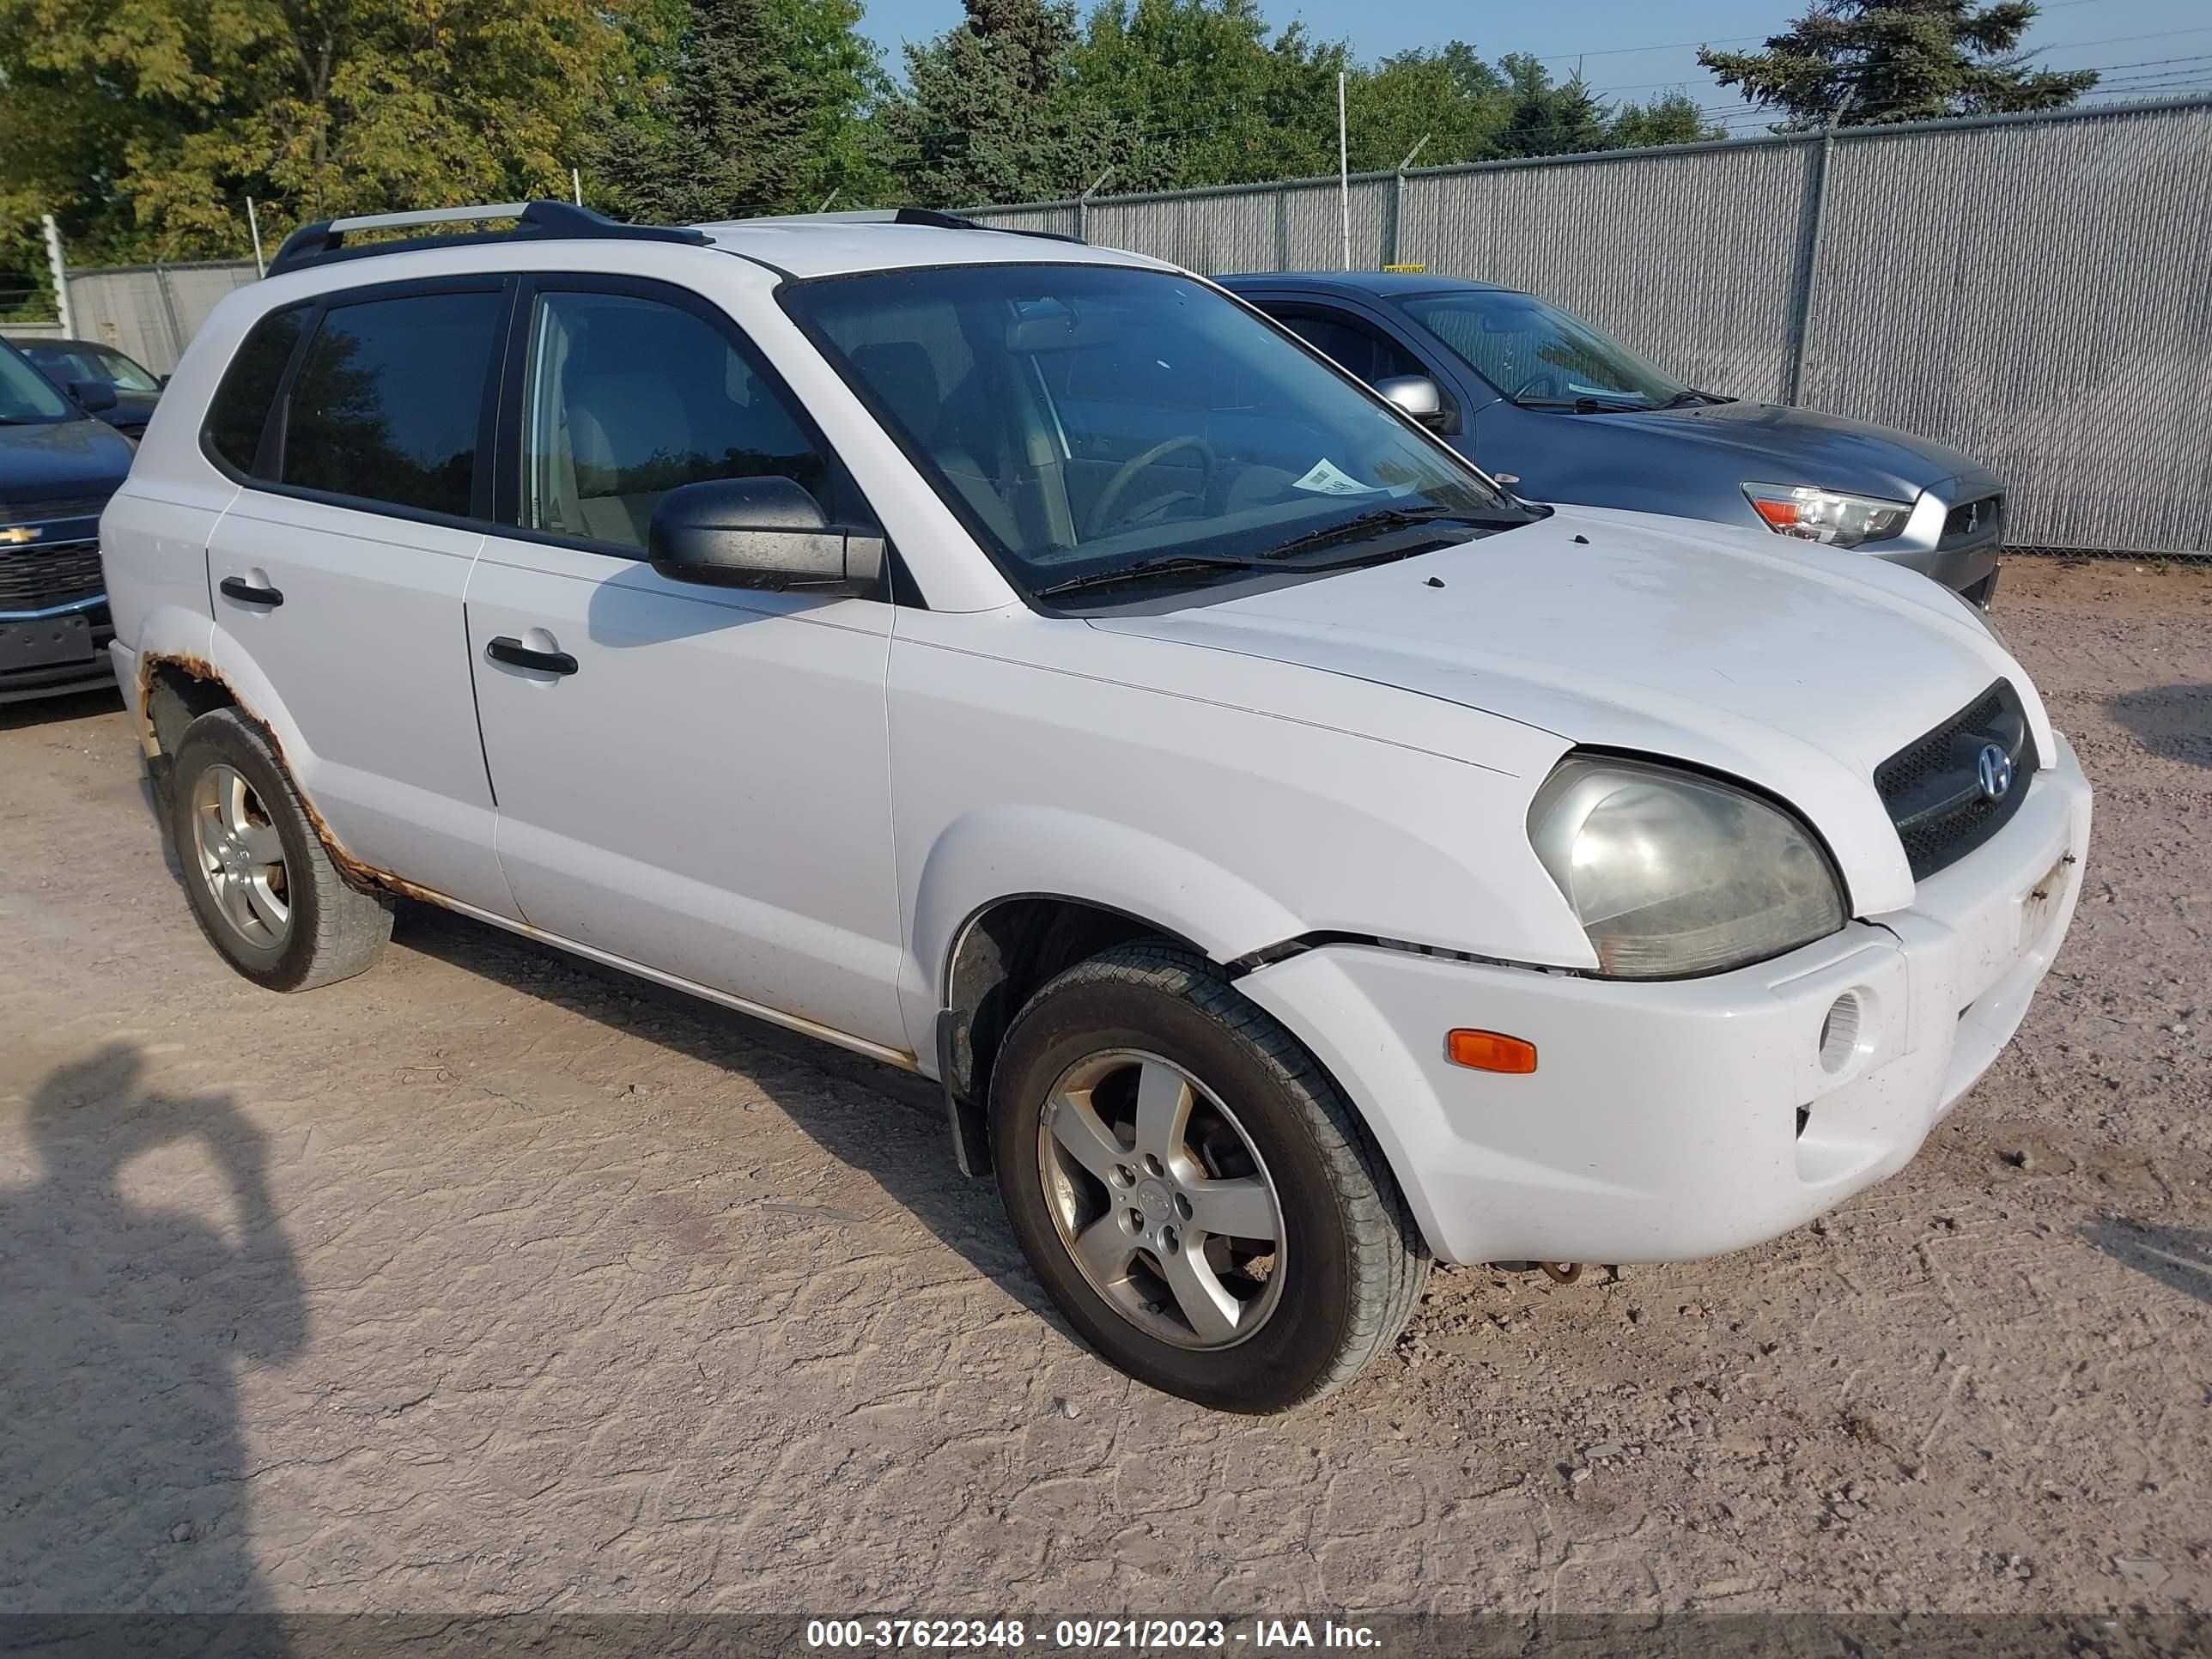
522, 290, 832, 553
1276, 310, 1426, 386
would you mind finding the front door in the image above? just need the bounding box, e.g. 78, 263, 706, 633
464, 277, 906, 1053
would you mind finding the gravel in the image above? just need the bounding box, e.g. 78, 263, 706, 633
0, 556, 2206, 1616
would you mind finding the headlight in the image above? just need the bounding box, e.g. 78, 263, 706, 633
1743, 483, 1911, 548
1528, 757, 1846, 978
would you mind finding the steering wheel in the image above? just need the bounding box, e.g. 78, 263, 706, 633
1085, 436, 1215, 538
1510, 370, 1563, 403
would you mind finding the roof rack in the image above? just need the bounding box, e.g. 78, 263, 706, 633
706, 207, 1084, 246
889, 207, 1085, 245
264, 201, 711, 278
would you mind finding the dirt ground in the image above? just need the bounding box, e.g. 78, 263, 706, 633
1, 557, 2207, 1621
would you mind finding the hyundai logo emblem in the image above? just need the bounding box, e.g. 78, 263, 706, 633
1977, 742, 2014, 803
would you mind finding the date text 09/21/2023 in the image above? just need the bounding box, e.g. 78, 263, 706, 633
804, 1617, 1382, 1650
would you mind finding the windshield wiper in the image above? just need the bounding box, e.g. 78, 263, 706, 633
1659, 388, 1735, 409
1257, 505, 1492, 564
1519, 395, 1649, 414
1033, 553, 1267, 600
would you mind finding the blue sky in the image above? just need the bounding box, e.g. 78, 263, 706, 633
856, 0, 2212, 131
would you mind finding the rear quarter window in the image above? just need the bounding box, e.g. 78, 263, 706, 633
204, 306, 308, 475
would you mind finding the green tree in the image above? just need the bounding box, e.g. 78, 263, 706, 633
1345, 42, 1510, 171
591, 0, 889, 222
1607, 91, 1726, 149
1698, 1, 2098, 130
1071, 0, 1346, 190
0, 0, 644, 261
878, 0, 1137, 206
1494, 56, 1609, 157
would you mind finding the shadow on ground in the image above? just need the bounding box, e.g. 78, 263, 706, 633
391, 902, 1048, 1317
2106, 684, 2212, 770
0, 1043, 303, 1626
0, 684, 121, 732
2081, 1218, 2212, 1308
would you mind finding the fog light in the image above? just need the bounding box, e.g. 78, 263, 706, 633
1819, 994, 1861, 1074
1448, 1029, 1537, 1073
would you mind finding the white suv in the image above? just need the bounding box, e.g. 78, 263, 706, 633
102, 202, 2091, 1412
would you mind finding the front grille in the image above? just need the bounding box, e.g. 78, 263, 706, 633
1941, 495, 2003, 544
0, 544, 106, 613
0, 495, 112, 526
1875, 680, 2036, 880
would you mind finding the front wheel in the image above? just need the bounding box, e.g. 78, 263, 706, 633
991, 943, 1427, 1412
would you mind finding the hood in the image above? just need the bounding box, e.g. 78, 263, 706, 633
0, 416, 133, 505
1090, 505, 2040, 915
1582, 399, 1991, 502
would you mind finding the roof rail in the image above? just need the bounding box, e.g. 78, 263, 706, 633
701, 207, 1083, 246
890, 207, 1084, 246
264, 200, 711, 278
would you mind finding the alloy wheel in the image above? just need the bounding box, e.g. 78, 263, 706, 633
1036, 1048, 1286, 1349
189, 763, 291, 951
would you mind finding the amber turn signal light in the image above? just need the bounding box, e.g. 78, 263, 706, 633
1446, 1029, 1537, 1073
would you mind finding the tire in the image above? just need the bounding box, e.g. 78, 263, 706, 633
167, 708, 393, 992
991, 941, 1428, 1412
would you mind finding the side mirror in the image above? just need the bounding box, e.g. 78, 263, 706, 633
647, 477, 885, 596
70, 380, 118, 414
156, 374, 172, 391
1373, 374, 1455, 434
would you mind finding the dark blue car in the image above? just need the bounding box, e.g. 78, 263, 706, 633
1221, 272, 2003, 605
0, 335, 133, 703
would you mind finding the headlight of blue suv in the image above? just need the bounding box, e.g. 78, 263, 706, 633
1743, 483, 1911, 548
1528, 757, 1847, 979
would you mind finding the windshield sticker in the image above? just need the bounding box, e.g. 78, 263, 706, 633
1290, 459, 1382, 495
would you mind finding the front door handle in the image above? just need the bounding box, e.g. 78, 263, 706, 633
486, 635, 579, 676
218, 575, 284, 607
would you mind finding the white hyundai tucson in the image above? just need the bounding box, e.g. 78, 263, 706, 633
101, 203, 2090, 1412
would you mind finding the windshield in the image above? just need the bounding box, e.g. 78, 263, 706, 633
782, 264, 1515, 601
0, 340, 73, 423
1403, 289, 1689, 410
24, 341, 160, 392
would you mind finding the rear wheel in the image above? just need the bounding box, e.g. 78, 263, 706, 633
991, 942, 1426, 1411
168, 708, 392, 991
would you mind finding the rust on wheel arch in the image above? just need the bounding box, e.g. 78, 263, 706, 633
137, 650, 445, 907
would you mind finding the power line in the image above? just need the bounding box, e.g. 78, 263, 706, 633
1516, 0, 2124, 66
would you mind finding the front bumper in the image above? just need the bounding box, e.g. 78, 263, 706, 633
0, 601, 117, 705
1239, 732, 2092, 1266
1863, 480, 2002, 604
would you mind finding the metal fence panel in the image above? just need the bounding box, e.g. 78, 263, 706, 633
1403, 142, 1820, 405
1804, 104, 2212, 553
64, 261, 257, 374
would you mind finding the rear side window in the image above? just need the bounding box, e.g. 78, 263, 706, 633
204, 306, 307, 474
281, 290, 501, 517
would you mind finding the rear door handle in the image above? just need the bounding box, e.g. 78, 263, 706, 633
486, 635, 579, 676
218, 575, 283, 607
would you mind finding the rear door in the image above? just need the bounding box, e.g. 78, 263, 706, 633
462, 276, 905, 1053
204, 278, 517, 915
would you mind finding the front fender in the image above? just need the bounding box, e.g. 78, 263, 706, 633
905, 805, 1309, 1037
